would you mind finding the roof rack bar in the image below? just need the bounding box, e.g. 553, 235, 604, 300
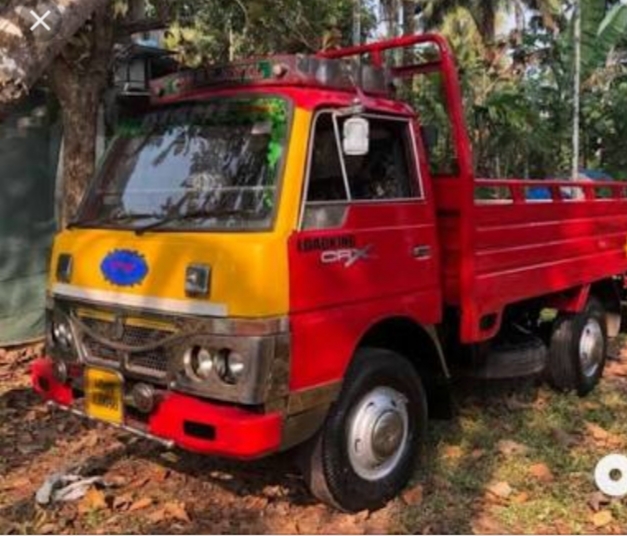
317, 33, 451, 67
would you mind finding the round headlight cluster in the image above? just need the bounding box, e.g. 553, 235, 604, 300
184, 346, 246, 384
50, 318, 74, 351
184, 346, 214, 381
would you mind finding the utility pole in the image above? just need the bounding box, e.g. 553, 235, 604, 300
381, 0, 399, 39
572, 0, 581, 180
353, 0, 361, 46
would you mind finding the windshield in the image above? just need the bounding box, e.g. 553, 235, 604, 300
76, 96, 291, 231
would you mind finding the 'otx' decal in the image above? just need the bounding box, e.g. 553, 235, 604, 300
321, 245, 374, 268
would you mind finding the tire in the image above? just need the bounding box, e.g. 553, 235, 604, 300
548, 298, 607, 396
299, 347, 427, 512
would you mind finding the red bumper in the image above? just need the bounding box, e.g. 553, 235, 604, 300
32, 357, 283, 459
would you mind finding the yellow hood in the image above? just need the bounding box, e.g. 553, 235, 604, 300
50, 229, 289, 317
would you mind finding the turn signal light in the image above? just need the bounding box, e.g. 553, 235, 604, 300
56, 253, 73, 283
185, 264, 210, 297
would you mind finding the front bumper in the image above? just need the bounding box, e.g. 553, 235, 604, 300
32, 357, 283, 459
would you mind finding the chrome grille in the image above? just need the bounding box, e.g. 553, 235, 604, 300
128, 350, 169, 374
83, 335, 118, 363
78, 316, 171, 377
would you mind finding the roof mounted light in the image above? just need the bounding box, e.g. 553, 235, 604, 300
272, 63, 289, 78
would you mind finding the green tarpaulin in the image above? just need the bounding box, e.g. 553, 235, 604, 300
0, 88, 61, 345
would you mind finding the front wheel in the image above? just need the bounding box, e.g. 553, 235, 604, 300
299, 348, 427, 512
548, 298, 607, 396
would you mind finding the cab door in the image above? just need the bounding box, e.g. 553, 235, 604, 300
287, 110, 442, 390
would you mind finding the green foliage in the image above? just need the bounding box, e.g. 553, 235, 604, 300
132, 0, 627, 181
581, 76, 627, 178
159, 0, 376, 66
415, 0, 627, 180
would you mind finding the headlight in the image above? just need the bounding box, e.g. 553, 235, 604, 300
214, 349, 246, 385
51, 319, 73, 350
184, 346, 214, 381
183, 346, 246, 385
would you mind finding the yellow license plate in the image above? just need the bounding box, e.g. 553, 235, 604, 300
84, 368, 123, 425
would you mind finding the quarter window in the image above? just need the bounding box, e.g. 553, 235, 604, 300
307, 114, 348, 202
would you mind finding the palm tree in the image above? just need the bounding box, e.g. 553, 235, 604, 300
415, 0, 560, 43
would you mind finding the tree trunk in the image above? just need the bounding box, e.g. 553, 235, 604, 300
469, 1, 497, 45
128, 0, 146, 22
515, 1, 525, 33
572, 0, 581, 180
402, 0, 416, 36
401, 0, 416, 95
0, 0, 109, 104
50, 4, 114, 225
480, 5, 496, 44
381, 0, 399, 39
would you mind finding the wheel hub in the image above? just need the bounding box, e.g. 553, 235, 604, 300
579, 318, 604, 378
372, 411, 404, 459
346, 386, 409, 481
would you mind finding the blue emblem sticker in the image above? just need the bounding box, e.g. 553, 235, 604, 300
101, 249, 148, 287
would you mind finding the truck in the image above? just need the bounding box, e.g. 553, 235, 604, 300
32, 34, 627, 512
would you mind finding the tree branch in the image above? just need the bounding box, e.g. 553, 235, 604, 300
0, 0, 111, 103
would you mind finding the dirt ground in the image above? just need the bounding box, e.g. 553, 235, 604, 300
2, 343, 627, 534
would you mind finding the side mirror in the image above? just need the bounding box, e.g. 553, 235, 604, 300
342, 116, 370, 156
421, 125, 439, 155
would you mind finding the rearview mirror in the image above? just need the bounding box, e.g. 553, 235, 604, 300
342, 116, 370, 156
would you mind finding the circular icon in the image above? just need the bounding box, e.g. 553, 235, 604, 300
594, 454, 627, 497
16, 1, 62, 42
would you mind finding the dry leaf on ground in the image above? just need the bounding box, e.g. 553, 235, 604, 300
163, 501, 190, 522
486, 481, 513, 499
591, 510, 613, 528
78, 488, 107, 514
588, 491, 611, 512
401, 484, 424, 506
529, 462, 554, 482
442, 445, 463, 460
497, 439, 530, 457
128, 497, 153, 512
511, 492, 529, 504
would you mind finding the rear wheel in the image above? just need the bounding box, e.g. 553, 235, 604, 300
548, 298, 607, 396
299, 348, 427, 512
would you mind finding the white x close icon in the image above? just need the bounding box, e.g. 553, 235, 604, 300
30, 9, 51, 31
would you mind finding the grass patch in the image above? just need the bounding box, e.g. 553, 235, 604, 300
400, 375, 627, 534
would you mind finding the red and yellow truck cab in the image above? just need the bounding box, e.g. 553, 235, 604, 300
33, 34, 627, 511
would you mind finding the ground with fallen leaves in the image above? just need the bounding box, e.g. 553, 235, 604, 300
3, 343, 627, 534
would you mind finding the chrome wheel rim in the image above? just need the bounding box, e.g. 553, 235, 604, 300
579, 318, 604, 378
346, 386, 409, 481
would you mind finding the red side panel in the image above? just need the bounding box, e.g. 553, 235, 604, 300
458, 180, 627, 342
288, 202, 442, 391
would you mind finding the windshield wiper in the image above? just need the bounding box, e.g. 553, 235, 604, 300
134, 208, 255, 235
67, 213, 157, 229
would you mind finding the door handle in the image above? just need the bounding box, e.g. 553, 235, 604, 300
412, 245, 431, 259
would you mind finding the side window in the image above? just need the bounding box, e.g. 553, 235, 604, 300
302, 112, 421, 230
306, 114, 348, 203
343, 118, 419, 200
